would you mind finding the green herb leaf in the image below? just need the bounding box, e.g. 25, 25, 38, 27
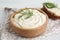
18, 15, 24, 19
25, 11, 33, 19
18, 9, 33, 19
44, 2, 57, 8
25, 9, 33, 19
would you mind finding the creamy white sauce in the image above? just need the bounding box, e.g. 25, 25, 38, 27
14, 9, 46, 29
47, 8, 60, 16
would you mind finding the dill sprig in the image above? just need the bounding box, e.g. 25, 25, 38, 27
18, 9, 33, 19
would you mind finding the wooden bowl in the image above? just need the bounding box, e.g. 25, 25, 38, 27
10, 8, 48, 38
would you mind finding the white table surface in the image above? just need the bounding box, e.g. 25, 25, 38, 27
0, 0, 60, 40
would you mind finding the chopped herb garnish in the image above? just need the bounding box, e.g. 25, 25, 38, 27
25, 9, 33, 19
18, 9, 33, 19
18, 14, 24, 19
44, 2, 57, 8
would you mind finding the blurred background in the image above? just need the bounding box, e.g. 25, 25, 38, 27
0, 0, 60, 8
0, 0, 60, 40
